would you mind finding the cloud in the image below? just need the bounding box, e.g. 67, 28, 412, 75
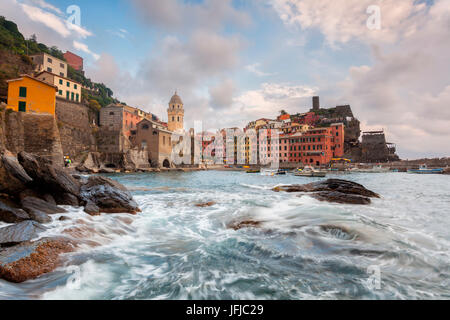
130, 0, 251, 32
30, 0, 63, 15
245, 63, 276, 77
73, 41, 100, 60
278, 0, 450, 158
209, 79, 235, 109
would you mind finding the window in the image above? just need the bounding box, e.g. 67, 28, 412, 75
19, 87, 27, 98
67, 82, 70, 87
47, 67, 52, 73
109, 112, 115, 115
177, 116, 179, 121
18, 101, 26, 112
172, 116, 175, 121
71, 92, 74, 101
76, 94, 79, 102
58, 90, 62, 95
47, 58, 52, 63
60, 73, 64, 77
66, 91, 70, 100
163, 136, 166, 145
59, 79, 63, 85
60, 63, 65, 68
74, 84, 77, 89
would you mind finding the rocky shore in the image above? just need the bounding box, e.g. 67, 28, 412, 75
0, 151, 140, 283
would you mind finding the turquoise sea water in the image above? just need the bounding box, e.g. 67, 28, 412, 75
0, 171, 449, 299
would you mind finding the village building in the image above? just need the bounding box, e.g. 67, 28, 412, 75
133, 118, 173, 168
63, 51, 84, 72
6, 74, 57, 115
35, 71, 82, 103
99, 104, 146, 139
29, 52, 68, 78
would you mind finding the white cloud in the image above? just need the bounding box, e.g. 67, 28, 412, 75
73, 41, 100, 60
245, 63, 276, 77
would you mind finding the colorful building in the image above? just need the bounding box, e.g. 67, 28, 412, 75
167, 92, 184, 132
30, 53, 67, 78
99, 104, 146, 138
64, 51, 84, 72
35, 71, 82, 103
6, 74, 57, 115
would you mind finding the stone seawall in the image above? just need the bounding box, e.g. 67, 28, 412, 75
55, 98, 97, 159
0, 108, 64, 165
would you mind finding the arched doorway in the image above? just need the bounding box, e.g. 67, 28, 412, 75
162, 159, 171, 168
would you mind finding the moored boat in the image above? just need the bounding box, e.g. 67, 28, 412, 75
295, 166, 327, 177
246, 169, 261, 173
408, 164, 444, 174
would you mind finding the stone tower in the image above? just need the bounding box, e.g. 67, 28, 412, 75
167, 91, 184, 132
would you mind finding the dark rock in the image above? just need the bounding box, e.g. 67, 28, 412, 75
21, 196, 67, 215
27, 209, 52, 224
0, 237, 75, 283
228, 220, 262, 231
18, 151, 80, 197
195, 201, 216, 207
84, 202, 100, 216
0, 199, 30, 223
55, 193, 79, 207
274, 179, 379, 205
19, 189, 41, 202
310, 191, 371, 205
42, 194, 57, 206
58, 216, 70, 221
0, 153, 33, 195
80, 176, 140, 214
98, 167, 115, 174
0, 221, 46, 245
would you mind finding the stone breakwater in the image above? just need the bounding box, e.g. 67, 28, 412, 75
0, 151, 140, 283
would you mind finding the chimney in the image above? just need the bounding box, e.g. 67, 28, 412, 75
312, 96, 320, 111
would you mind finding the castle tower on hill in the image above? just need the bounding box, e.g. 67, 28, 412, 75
167, 91, 184, 132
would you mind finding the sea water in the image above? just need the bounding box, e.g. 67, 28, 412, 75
0, 171, 449, 300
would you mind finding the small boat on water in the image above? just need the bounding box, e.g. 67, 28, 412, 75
408, 164, 444, 174
246, 169, 261, 173
261, 169, 286, 176
295, 166, 327, 177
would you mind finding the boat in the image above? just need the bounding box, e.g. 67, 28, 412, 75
408, 164, 444, 174
261, 169, 286, 176
246, 169, 261, 173
295, 166, 327, 177
348, 165, 390, 173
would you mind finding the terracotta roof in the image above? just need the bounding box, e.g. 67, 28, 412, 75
6, 74, 58, 91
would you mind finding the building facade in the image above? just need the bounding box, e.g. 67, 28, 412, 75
167, 92, 184, 132
64, 51, 84, 71
133, 119, 173, 168
35, 71, 82, 103
6, 75, 57, 115
99, 104, 145, 138
30, 53, 67, 78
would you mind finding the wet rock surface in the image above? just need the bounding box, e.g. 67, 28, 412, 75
80, 176, 140, 214
195, 201, 216, 207
21, 196, 67, 215
0, 153, 33, 195
0, 237, 75, 283
0, 221, 46, 246
228, 220, 262, 231
274, 179, 379, 204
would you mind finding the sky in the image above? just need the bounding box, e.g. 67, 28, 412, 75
1, 0, 449, 159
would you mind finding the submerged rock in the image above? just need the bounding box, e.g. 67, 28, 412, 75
274, 179, 379, 205
0, 221, 46, 245
195, 201, 216, 208
21, 196, 67, 215
0, 199, 30, 223
80, 176, 140, 214
26, 208, 52, 224
0, 237, 74, 283
228, 220, 262, 231
18, 152, 80, 197
84, 201, 100, 216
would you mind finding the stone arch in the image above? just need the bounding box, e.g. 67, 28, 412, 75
162, 159, 171, 168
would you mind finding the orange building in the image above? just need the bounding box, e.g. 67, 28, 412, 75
287, 123, 345, 166
6, 74, 57, 115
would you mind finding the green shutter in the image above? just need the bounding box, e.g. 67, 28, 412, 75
59, 79, 63, 85
71, 92, 74, 101
67, 82, 70, 87
76, 93, 79, 102
66, 91, 70, 99
19, 87, 27, 98
18, 101, 26, 112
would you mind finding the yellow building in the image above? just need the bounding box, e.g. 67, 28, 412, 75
35, 71, 82, 103
167, 92, 184, 132
6, 75, 57, 115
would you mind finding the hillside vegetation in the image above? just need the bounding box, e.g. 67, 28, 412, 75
0, 16, 118, 108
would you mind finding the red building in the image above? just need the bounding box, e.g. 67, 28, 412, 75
64, 51, 84, 71
293, 112, 320, 126
284, 123, 344, 166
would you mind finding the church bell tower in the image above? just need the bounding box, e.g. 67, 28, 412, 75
167, 91, 184, 132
